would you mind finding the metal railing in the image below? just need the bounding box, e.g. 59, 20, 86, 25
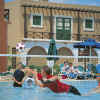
26, 31, 100, 42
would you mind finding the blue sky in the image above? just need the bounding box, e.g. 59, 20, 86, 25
5, 0, 100, 6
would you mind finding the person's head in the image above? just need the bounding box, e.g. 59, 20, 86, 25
27, 79, 33, 86
16, 62, 24, 70
41, 66, 51, 76
69, 63, 73, 67
64, 61, 68, 66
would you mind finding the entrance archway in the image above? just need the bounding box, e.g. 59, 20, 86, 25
57, 47, 73, 64
27, 46, 47, 66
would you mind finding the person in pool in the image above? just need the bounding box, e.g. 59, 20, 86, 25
13, 63, 25, 87
34, 66, 81, 96
23, 76, 35, 88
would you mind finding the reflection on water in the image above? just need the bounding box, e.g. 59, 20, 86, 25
0, 81, 100, 100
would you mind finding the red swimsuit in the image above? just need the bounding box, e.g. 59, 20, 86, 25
37, 73, 70, 93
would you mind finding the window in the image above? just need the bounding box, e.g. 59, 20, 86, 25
56, 18, 63, 29
31, 14, 43, 27
83, 18, 94, 31
4, 9, 9, 22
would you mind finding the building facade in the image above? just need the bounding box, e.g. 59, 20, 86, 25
5, 0, 100, 66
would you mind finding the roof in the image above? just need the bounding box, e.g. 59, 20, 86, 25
21, 1, 100, 13
5, 0, 100, 13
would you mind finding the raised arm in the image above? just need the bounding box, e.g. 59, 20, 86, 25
33, 69, 44, 87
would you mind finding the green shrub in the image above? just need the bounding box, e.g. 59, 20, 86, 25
53, 64, 60, 75
28, 65, 43, 73
7, 65, 12, 71
28, 64, 60, 75
29, 65, 36, 69
91, 65, 96, 73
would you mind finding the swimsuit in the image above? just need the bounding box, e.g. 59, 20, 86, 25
37, 73, 70, 93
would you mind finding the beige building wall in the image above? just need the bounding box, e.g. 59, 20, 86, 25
5, 0, 100, 66
5, 0, 24, 52
5, 0, 100, 50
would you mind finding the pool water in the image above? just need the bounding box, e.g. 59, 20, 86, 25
0, 80, 100, 100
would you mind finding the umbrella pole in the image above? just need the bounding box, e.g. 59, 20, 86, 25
90, 47, 92, 64
52, 67, 53, 75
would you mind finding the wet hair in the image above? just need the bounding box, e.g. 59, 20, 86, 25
42, 66, 51, 75
27, 79, 33, 84
64, 61, 68, 64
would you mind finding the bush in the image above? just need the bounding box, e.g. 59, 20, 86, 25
28, 64, 60, 75
28, 65, 43, 73
7, 65, 12, 71
91, 65, 96, 74
53, 64, 60, 75
29, 65, 36, 69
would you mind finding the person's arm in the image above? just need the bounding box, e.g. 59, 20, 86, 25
34, 76, 44, 87
13, 77, 22, 85
33, 69, 44, 87
46, 75, 58, 81
41, 75, 58, 85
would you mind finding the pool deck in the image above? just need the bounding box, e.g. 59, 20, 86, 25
0, 75, 13, 82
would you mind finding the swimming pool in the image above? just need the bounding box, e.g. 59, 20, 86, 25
0, 80, 100, 100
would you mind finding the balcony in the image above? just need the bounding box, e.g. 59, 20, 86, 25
25, 31, 100, 43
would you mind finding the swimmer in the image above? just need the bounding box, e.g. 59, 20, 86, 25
34, 66, 81, 96
23, 76, 35, 88
27, 78, 33, 86
23, 68, 36, 88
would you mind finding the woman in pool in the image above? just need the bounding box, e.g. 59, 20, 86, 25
34, 66, 81, 96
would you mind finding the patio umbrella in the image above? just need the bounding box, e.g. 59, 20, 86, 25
47, 38, 58, 74
74, 38, 100, 71
74, 38, 100, 56
47, 38, 58, 60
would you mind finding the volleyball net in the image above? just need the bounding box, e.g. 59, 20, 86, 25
0, 54, 99, 72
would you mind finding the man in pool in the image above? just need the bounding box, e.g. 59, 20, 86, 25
34, 66, 81, 96
13, 63, 25, 87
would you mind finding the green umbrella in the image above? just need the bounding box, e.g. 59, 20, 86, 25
47, 38, 58, 75
47, 38, 58, 61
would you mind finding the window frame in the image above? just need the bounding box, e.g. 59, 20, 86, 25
83, 17, 94, 32
30, 13, 43, 28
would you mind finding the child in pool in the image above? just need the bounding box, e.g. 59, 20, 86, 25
34, 66, 81, 96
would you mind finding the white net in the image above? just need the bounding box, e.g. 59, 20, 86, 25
0, 54, 99, 71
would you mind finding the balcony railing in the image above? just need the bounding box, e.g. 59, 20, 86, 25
26, 31, 100, 42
